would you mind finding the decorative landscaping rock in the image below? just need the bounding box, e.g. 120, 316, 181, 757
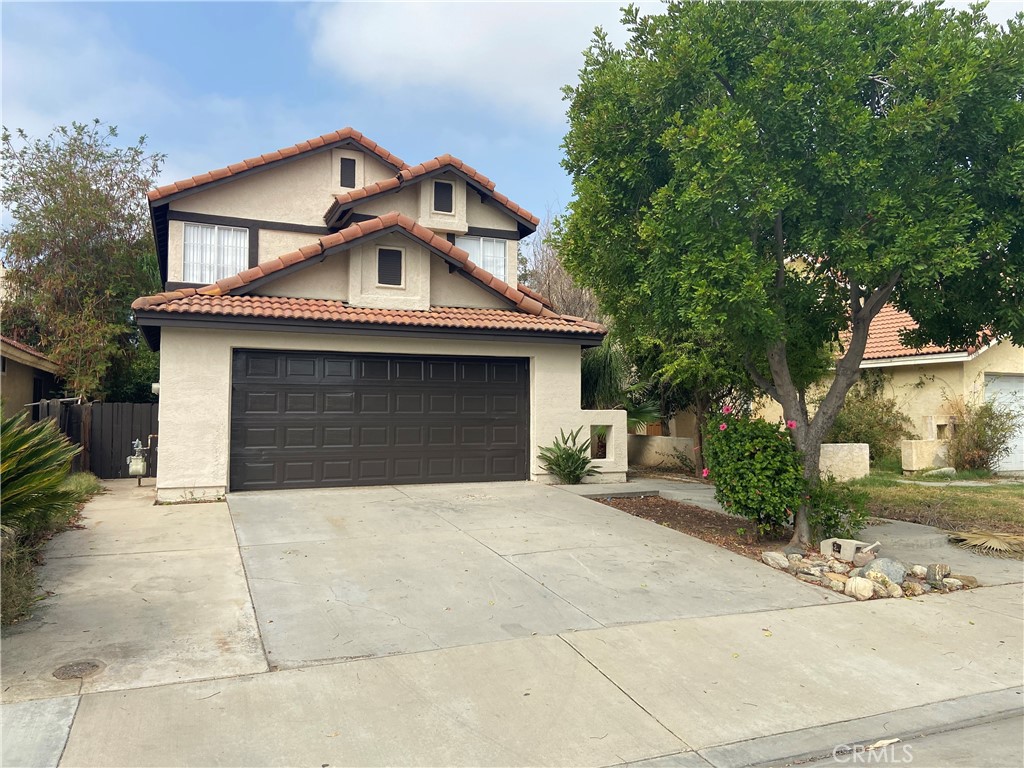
887, 582, 904, 599
911, 565, 928, 579
923, 466, 956, 477
943, 578, 964, 590
797, 573, 823, 584
828, 561, 851, 574
824, 572, 849, 584
871, 580, 889, 598
903, 581, 926, 597
848, 567, 863, 578
864, 558, 908, 585
852, 551, 876, 568
926, 563, 951, 585
762, 552, 790, 570
845, 577, 875, 601
950, 574, 979, 588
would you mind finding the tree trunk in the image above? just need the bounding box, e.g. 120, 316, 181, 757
693, 392, 708, 477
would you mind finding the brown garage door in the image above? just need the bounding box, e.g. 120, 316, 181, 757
230, 350, 529, 491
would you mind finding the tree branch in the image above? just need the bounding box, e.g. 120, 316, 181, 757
743, 355, 779, 402
714, 72, 736, 98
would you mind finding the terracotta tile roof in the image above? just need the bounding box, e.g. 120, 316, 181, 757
327, 153, 539, 227
133, 296, 605, 336
133, 213, 588, 327
862, 305, 965, 361
148, 128, 408, 203
517, 283, 553, 309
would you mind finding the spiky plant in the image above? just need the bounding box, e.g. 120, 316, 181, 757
947, 531, 1024, 560
1, 411, 81, 537
538, 427, 598, 484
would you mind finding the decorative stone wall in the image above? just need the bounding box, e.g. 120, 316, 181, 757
901, 439, 949, 473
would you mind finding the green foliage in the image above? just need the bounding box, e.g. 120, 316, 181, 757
560, 0, 1024, 541
0, 120, 164, 398
702, 410, 805, 535
946, 396, 1024, 472
0, 412, 81, 537
807, 477, 870, 540
62, 472, 104, 502
581, 337, 629, 410
824, 376, 918, 464
102, 343, 160, 403
1, 530, 37, 627
538, 427, 598, 484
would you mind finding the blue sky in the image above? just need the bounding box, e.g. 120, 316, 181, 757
3, 1, 1020, 229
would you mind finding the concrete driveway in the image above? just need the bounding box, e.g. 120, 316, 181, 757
228, 482, 840, 668
3, 480, 1021, 768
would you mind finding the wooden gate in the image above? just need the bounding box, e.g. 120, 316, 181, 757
36, 400, 158, 480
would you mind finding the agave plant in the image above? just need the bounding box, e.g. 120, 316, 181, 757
0, 411, 81, 538
537, 426, 598, 484
947, 531, 1024, 559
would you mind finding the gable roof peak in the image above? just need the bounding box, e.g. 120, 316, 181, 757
148, 127, 408, 203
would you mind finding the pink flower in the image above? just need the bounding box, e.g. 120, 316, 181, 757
786, 420, 797, 429
722, 405, 733, 415
702, 468, 709, 478
719, 423, 727, 431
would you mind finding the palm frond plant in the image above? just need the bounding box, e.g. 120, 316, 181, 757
946, 531, 1024, 559
1, 411, 81, 537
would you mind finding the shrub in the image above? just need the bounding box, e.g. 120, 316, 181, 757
702, 410, 805, 536
538, 427, 597, 484
1, 412, 81, 537
807, 477, 870, 540
1, 529, 37, 626
946, 396, 1024, 472
824, 378, 917, 464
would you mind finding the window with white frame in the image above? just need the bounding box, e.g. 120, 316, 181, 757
183, 223, 248, 283
454, 236, 507, 281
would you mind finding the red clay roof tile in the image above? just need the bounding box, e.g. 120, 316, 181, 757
136, 296, 604, 336
862, 305, 965, 361
148, 128, 409, 202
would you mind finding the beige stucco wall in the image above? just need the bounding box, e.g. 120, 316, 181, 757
258, 230, 321, 264
350, 187, 421, 220
819, 443, 869, 481
155, 327, 626, 501
253, 251, 351, 302
627, 435, 695, 468
416, 172, 467, 233
429, 257, 508, 309
1, 359, 36, 420
346, 237, 431, 311
901, 439, 948, 471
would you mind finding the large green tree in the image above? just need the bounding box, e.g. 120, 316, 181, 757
561, 1, 1023, 545
1, 121, 163, 399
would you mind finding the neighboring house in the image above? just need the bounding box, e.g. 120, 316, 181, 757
134, 128, 626, 501
859, 305, 1023, 474
0, 335, 60, 421
750, 305, 1024, 473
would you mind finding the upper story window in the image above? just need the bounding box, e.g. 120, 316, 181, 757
377, 247, 404, 287
432, 180, 454, 214
455, 236, 506, 282
183, 223, 248, 284
340, 157, 357, 188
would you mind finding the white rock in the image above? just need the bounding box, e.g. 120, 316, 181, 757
761, 552, 790, 570
943, 578, 964, 590
887, 583, 904, 599
911, 565, 928, 579
844, 576, 875, 601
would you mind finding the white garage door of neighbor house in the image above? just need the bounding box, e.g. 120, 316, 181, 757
985, 373, 1024, 474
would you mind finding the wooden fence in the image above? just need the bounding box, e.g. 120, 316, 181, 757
36, 400, 158, 480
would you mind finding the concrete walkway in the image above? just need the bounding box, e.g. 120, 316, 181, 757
2, 479, 1021, 768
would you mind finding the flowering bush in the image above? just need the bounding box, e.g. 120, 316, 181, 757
702, 410, 805, 536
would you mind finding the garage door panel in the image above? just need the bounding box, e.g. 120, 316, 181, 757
231, 351, 529, 491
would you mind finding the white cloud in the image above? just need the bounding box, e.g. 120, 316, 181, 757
304, 1, 659, 125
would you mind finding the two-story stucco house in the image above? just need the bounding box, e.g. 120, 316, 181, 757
133, 128, 626, 501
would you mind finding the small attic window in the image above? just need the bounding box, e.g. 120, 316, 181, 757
433, 180, 454, 214
377, 248, 404, 287
340, 157, 357, 188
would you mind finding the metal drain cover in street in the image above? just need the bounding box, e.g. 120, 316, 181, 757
52, 660, 103, 680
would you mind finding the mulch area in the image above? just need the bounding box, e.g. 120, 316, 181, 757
599, 495, 791, 561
